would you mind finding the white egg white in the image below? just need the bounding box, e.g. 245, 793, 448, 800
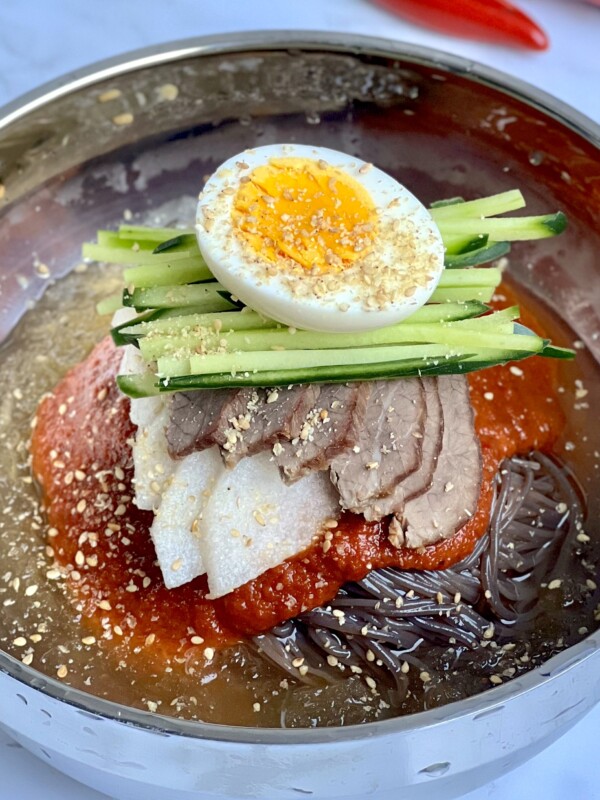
196, 144, 444, 333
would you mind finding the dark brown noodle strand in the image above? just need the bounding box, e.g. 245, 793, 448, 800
253, 452, 583, 704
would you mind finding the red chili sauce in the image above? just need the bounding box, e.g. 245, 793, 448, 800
30, 286, 564, 664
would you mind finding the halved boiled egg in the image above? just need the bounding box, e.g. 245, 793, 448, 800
196, 144, 444, 333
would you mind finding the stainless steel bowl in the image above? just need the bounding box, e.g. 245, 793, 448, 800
0, 31, 599, 800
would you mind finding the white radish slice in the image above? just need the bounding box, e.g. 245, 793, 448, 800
201, 451, 339, 598
149, 448, 224, 589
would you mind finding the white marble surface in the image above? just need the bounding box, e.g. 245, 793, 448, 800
0, 1, 599, 799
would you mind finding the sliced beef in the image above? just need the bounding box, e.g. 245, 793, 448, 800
329, 378, 426, 514
360, 377, 443, 521
166, 389, 236, 459
275, 382, 371, 483
388, 374, 481, 550
218, 384, 322, 467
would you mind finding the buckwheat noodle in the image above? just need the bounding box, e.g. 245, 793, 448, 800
254, 453, 583, 704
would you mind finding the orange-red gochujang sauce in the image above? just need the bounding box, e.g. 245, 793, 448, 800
30, 286, 564, 666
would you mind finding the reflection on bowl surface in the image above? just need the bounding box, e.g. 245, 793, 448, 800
0, 31, 598, 800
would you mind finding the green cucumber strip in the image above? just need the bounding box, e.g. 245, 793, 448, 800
111, 309, 163, 346
132, 301, 488, 343
212, 320, 520, 356
437, 211, 567, 241
185, 344, 454, 376
151, 343, 552, 393
406, 300, 489, 322
154, 356, 467, 393
177, 332, 543, 377
117, 373, 161, 398
540, 344, 576, 359
155, 355, 192, 377
153, 234, 198, 254
97, 231, 159, 251
123, 257, 213, 287
123, 283, 235, 311
118, 225, 193, 242
129, 302, 489, 353
429, 197, 464, 209
444, 242, 511, 269
129, 310, 277, 338
431, 190, 525, 221
450, 306, 519, 328
111, 306, 225, 345
143, 316, 517, 363
96, 293, 123, 316
442, 234, 488, 256
438, 267, 501, 288
143, 308, 513, 362
429, 286, 496, 303
83, 242, 195, 266
139, 332, 216, 362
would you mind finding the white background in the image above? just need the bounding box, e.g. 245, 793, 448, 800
0, 1, 598, 798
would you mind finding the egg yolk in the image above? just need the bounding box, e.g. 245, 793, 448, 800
232, 157, 377, 274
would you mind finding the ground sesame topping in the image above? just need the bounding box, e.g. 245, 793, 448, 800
112, 112, 134, 126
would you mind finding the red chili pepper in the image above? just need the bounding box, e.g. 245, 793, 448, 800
372, 0, 549, 50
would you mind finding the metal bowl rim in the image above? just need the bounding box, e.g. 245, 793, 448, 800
0, 29, 598, 746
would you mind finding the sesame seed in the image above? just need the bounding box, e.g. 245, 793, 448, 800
483, 624, 495, 640
57, 665, 68, 679
204, 647, 215, 661
24, 584, 38, 597
22, 653, 34, 666
13, 637, 27, 647
98, 88, 122, 102
489, 675, 503, 685
292, 657, 305, 668
547, 579, 562, 590
419, 671, 431, 683
253, 702, 261, 712
113, 112, 134, 126
191, 636, 204, 645
82, 636, 96, 646
365, 676, 377, 690
298, 665, 309, 677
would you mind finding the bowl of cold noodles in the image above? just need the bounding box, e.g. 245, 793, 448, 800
0, 32, 598, 800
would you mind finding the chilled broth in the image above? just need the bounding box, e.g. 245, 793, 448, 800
0, 259, 598, 728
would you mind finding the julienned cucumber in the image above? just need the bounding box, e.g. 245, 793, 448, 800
141, 311, 520, 364
91, 186, 571, 395
122, 283, 236, 311
444, 242, 510, 269
430, 190, 525, 221
123, 257, 213, 287
169, 329, 546, 377
437, 212, 567, 241
118, 300, 489, 346
116, 339, 567, 397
